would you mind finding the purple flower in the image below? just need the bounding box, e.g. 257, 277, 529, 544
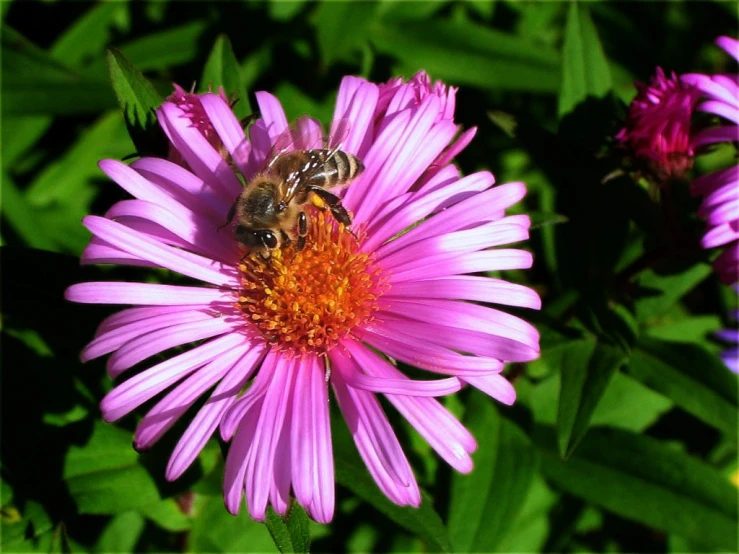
66, 72, 541, 522
682, 36, 739, 285
717, 311, 739, 373
616, 67, 703, 183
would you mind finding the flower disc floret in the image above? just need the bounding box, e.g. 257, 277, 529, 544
237, 211, 386, 354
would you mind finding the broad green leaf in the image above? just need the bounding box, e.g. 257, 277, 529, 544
634, 263, 713, 323
63, 422, 161, 515
369, 19, 561, 92
534, 426, 738, 551
106, 47, 164, 155
558, 2, 612, 117
97, 22, 208, 73
627, 337, 738, 436
265, 504, 311, 554
313, 1, 379, 66
555, 337, 628, 458
448, 392, 539, 552
95, 511, 145, 554
140, 498, 191, 532
646, 315, 722, 350
530, 371, 673, 434
268, 0, 310, 21
51, 2, 125, 67
1, 174, 57, 251
201, 34, 251, 117
333, 426, 452, 552
494, 476, 557, 553
2, 26, 114, 115
189, 495, 276, 553
26, 111, 129, 207
2, 116, 52, 169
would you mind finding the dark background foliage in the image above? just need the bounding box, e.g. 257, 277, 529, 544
1, 1, 738, 552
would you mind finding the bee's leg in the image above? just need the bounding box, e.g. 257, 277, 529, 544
218, 202, 237, 232
308, 187, 352, 226
296, 211, 308, 251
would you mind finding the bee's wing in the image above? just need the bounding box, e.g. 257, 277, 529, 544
265, 116, 324, 171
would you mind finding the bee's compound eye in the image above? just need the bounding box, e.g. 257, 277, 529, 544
261, 231, 278, 249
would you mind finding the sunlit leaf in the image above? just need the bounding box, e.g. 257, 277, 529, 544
95, 512, 145, 554
63, 422, 161, 515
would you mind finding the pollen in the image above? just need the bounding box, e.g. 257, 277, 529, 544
236, 211, 388, 356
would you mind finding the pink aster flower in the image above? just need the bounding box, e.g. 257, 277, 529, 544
682, 36, 739, 285
717, 308, 739, 374
616, 67, 703, 183
66, 72, 541, 523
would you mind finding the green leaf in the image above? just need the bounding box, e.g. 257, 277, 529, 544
95, 511, 145, 554
555, 337, 628, 458
201, 34, 251, 117
51, 2, 125, 67
534, 426, 738, 551
370, 19, 561, 93
101, 22, 208, 72
494, 476, 558, 553
313, 1, 379, 66
333, 426, 452, 552
558, 2, 612, 117
140, 498, 191, 532
627, 337, 738, 436
0, 174, 57, 251
63, 422, 161, 515
106, 47, 165, 155
265, 504, 311, 554
2, 26, 115, 115
634, 263, 713, 323
2, 116, 52, 169
189, 495, 276, 553
448, 392, 539, 552
1, 500, 54, 550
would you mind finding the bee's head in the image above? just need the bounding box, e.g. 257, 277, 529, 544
234, 225, 279, 255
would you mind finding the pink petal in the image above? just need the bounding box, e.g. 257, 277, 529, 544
464, 374, 517, 405
65, 282, 235, 306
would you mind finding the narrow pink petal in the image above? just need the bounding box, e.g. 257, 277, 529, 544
223, 398, 263, 514
702, 223, 739, 249
340, 365, 462, 396
255, 91, 289, 141
245, 356, 296, 522
717, 35, 739, 61
377, 182, 527, 259
167, 343, 267, 480
697, 100, 739, 125
220, 350, 278, 441
356, 327, 503, 375
387, 249, 534, 282
379, 219, 530, 271
330, 355, 420, 507
157, 102, 242, 198
107, 317, 241, 377
464, 374, 517, 405
99, 159, 182, 211
270, 401, 293, 517
344, 341, 475, 472
83, 216, 237, 287
380, 297, 540, 351
692, 165, 738, 197
101, 333, 245, 422
81, 238, 160, 268
94, 305, 196, 337
134, 345, 246, 449
387, 276, 541, 309
310, 356, 335, 523
66, 282, 235, 306
692, 126, 739, 149
331, 81, 379, 156
131, 157, 231, 219
83, 309, 216, 362
291, 356, 316, 507
364, 169, 491, 252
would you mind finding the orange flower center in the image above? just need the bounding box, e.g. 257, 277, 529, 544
236, 211, 387, 356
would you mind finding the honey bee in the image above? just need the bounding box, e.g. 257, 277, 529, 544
225, 117, 364, 259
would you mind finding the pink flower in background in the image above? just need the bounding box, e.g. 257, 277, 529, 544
166, 84, 231, 165
66, 72, 541, 522
683, 36, 739, 285
616, 67, 702, 183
